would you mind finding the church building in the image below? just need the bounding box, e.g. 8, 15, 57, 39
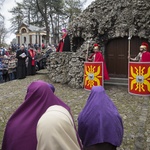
15, 22, 47, 47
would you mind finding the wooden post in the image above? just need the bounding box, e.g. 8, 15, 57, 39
128, 30, 132, 62
86, 39, 92, 61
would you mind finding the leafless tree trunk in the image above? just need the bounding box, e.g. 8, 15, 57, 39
36, 0, 50, 44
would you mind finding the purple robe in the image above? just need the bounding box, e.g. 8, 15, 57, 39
48, 83, 55, 93
78, 86, 123, 148
2, 80, 70, 150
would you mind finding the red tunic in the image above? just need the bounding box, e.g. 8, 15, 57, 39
88, 51, 110, 80
141, 51, 150, 62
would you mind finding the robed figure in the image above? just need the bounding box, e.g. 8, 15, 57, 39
129, 42, 150, 62
56, 29, 71, 52
78, 86, 123, 150
88, 44, 109, 80
16, 45, 27, 79
27, 46, 36, 75
1, 81, 72, 150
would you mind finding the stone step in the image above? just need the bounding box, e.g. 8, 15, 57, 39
104, 77, 128, 86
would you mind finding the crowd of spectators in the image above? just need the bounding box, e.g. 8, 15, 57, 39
0, 44, 56, 83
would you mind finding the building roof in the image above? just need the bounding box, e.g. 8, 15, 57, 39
16, 21, 46, 34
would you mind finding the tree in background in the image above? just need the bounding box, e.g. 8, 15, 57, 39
64, 0, 87, 23
0, 0, 8, 47
23, 0, 44, 26
36, 0, 61, 44
9, 2, 24, 32
9, 0, 87, 45
0, 24, 8, 46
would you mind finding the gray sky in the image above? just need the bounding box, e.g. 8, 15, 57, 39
1, 0, 94, 44
1, 0, 23, 44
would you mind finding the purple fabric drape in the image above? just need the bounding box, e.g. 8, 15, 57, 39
48, 83, 55, 93
78, 86, 123, 148
2, 80, 70, 150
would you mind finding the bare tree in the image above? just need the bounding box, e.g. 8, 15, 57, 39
9, 2, 24, 32
0, 0, 7, 46
0, 25, 8, 45
36, 0, 50, 44
23, 0, 44, 26
35, 0, 64, 44
64, 0, 86, 22
8, 0, 87, 45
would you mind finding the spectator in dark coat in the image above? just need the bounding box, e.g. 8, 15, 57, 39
16, 45, 27, 79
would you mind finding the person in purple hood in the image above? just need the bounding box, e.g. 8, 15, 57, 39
1, 80, 70, 150
78, 86, 124, 150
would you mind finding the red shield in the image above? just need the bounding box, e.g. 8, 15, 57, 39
128, 62, 150, 96
84, 62, 104, 91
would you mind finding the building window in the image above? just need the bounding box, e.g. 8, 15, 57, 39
21, 28, 27, 33
24, 37, 26, 43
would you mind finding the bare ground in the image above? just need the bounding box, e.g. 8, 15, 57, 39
0, 69, 150, 150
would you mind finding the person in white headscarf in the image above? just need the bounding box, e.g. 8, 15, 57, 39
36, 105, 82, 150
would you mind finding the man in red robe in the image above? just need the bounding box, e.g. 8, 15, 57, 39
27, 45, 36, 75
130, 42, 150, 62
88, 43, 109, 80
56, 29, 71, 52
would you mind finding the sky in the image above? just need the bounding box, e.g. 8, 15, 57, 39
0, 0, 95, 45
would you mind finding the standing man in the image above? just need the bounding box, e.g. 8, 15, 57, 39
88, 43, 109, 80
16, 44, 27, 79
129, 42, 150, 62
56, 29, 71, 52
27, 45, 36, 76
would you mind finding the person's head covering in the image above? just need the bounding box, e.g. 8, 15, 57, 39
78, 86, 123, 147
36, 105, 81, 150
140, 42, 149, 51
48, 83, 55, 93
62, 28, 67, 33
93, 43, 99, 50
2, 80, 70, 150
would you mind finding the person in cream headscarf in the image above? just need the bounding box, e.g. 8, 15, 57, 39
36, 105, 82, 150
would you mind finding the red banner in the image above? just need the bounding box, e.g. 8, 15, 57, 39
128, 62, 150, 96
84, 62, 104, 91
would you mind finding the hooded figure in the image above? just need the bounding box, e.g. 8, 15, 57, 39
78, 86, 123, 150
48, 83, 55, 93
36, 105, 81, 150
2, 80, 70, 150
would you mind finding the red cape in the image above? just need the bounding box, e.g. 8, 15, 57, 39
89, 52, 109, 80
141, 51, 150, 62
56, 33, 67, 52
56, 40, 64, 52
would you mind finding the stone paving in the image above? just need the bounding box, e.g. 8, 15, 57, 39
0, 69, 150, 150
